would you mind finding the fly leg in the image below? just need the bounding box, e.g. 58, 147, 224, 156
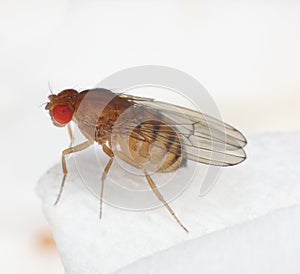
144, 170, 189, 233
67, 123, 74, 147
99, 144, 114, 219
54, 140, 93, 205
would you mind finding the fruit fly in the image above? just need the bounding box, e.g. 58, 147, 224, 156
45, 88, 247, 232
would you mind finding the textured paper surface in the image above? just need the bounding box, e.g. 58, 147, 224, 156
37, 133, 300, 274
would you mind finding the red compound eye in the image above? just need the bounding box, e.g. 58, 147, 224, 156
52, 104, 73, 124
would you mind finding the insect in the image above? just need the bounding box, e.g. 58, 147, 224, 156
45, 88, 247, 232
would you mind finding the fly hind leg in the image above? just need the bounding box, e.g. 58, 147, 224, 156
144, 170, 189, 233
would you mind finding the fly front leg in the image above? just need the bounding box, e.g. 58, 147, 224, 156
99, 143, 114, 219
54, 140, 93, 205
67, 123, 74, 147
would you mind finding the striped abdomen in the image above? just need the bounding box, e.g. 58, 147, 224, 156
112, 120, 183, 173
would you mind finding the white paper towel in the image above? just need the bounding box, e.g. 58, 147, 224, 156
37, 133, 300, 274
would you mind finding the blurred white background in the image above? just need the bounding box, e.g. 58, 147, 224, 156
0, 1, 299, 273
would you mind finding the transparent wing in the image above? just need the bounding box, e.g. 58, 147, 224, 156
117, 93, 247, 167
